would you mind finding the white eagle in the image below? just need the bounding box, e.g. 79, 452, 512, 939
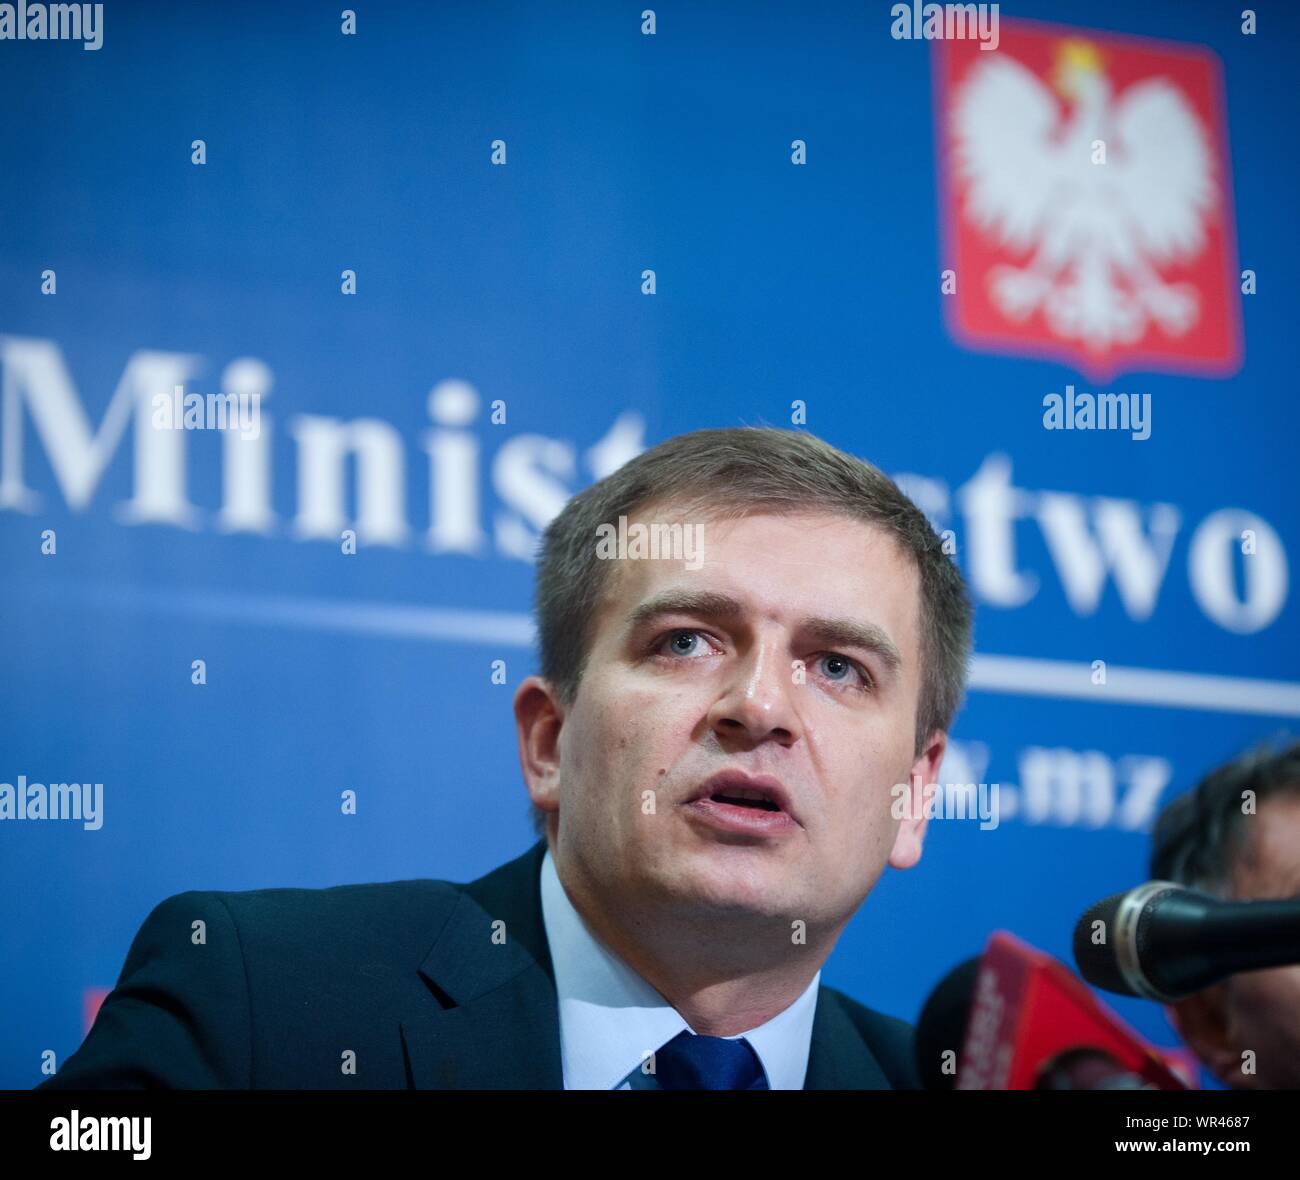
951, 40, 1217, 350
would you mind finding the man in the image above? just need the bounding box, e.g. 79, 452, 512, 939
38, 426, 973, 1090
1150, 739, 1300, 1091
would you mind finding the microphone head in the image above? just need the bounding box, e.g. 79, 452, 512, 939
915, 955, 981, 1090
1073, 881, 1211, 1001
1073, 890, 1134, 996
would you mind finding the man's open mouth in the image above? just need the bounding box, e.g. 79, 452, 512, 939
687, 772, 797, 824
709, 790, 782, 812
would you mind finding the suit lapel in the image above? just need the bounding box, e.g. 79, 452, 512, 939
401, 840, 563, 1089
803, 985, 892, 1089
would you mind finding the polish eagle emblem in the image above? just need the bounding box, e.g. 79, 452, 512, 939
936, 23, 1241, 378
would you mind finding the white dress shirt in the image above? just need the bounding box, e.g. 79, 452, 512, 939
539, 845, 821, 1089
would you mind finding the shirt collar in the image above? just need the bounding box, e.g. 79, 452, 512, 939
539, 844, 820, 1089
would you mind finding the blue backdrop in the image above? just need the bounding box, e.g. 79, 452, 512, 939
2, 0, 1296, 1089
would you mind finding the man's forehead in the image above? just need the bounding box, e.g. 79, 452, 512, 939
1232, 795, 1300, 899
592, 508, 920, 644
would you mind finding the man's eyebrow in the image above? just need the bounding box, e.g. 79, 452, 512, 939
625, 591, 903, 672
627, 591, 747, 630
801, 617, 902, 673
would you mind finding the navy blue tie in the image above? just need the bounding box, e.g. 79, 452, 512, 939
653, 1029, 770, 1089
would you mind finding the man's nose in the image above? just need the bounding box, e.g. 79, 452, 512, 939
707, 636, 802, 746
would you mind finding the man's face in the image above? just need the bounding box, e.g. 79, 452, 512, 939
520, 506, 944, 940
1168, 793, 1300, 1089
1218, 795, 1300, 1088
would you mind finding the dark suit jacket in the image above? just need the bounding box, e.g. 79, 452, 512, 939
37, 838, 920, 1089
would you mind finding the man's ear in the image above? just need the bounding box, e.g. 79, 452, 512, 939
513, 676, 565, 820
1165, 985, 1254, 1090
888, 729, 948, 870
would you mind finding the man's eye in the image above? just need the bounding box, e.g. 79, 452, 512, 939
650, 636, 870, 688
656, 629, 712, 658
817, 653, 872, 691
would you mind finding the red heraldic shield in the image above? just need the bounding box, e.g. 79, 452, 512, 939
934, 19, 1243, 381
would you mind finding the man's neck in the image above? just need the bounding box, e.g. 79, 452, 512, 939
554, 848, 843, 1037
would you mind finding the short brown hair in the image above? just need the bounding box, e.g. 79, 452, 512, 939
527, 427, 973, 836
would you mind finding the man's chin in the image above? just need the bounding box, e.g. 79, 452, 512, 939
660, 846, 802, 916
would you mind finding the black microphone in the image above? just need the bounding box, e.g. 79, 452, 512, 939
1073, 880, 1300, 1002
914, 956, 980, 1090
